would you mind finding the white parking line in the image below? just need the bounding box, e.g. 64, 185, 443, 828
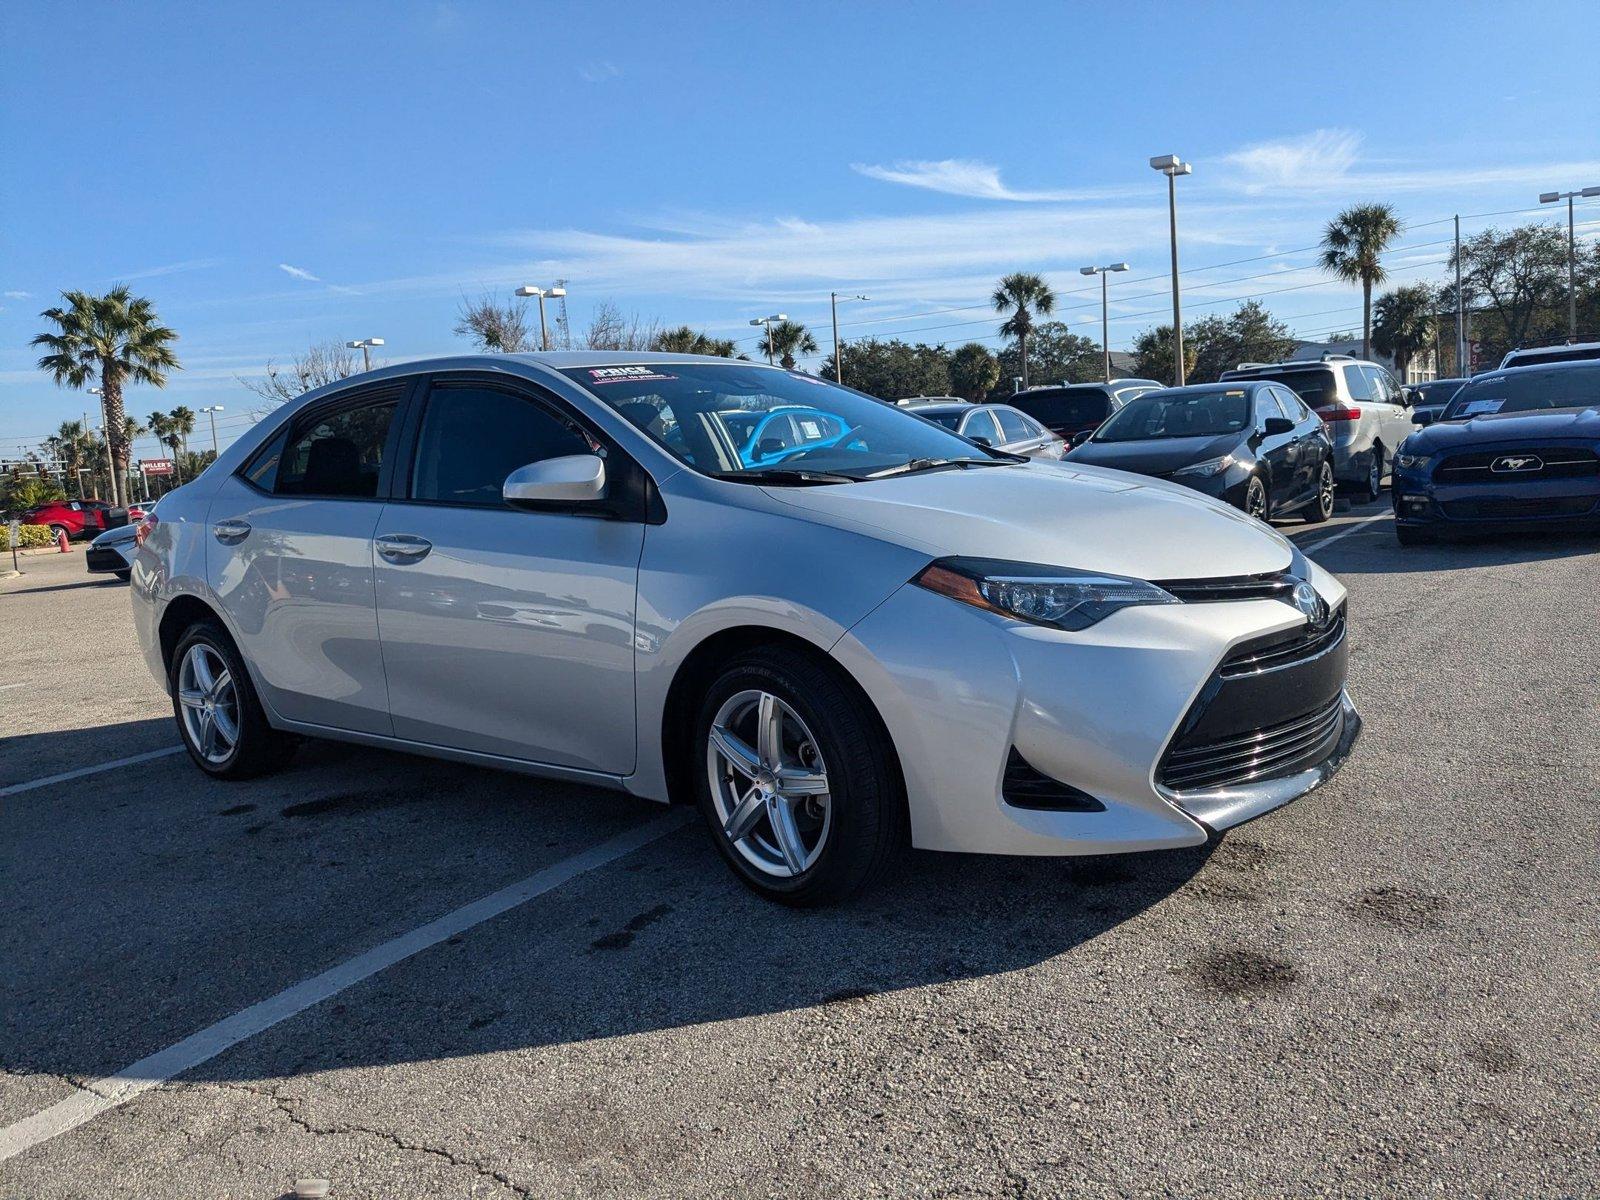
1297, 510, 1392, 556
0, 807, 692, 1164
0, 746, 186, 798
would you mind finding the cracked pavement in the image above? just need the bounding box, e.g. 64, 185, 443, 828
2, 506, 1597, 1197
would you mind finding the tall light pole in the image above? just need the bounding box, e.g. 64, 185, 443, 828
347, 338, 385, 372
1079, 263, 1130, 382
1539, 186, 1600, 341
201, 405, 225, 456
516, 284, 568, 351
749, 314, 788, 365
830, 293, 869, 383
1149, 155, 1193, 385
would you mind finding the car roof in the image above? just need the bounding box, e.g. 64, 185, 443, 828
1464, 357, 1600, 381
902, 401, 972, 414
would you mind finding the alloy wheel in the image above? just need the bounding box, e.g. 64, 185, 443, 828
1246, 477, 1268, 521
177, 642, 239, 764
706, 689, 831, 879
1318, 462, 1336, 517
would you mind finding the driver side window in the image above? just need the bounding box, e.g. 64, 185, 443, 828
411, 382, 592, 507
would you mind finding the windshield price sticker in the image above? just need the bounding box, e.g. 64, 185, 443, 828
588, 366, 677, 385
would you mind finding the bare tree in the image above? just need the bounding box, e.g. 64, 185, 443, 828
454, 293, 533, 352
584, 300, 662, 351
240, 340, 365, 408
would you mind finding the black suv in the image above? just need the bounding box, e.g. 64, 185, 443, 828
1004, 380, 1163, 440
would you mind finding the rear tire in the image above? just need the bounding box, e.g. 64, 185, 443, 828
168, 620, 296, 780
1360, 447, 1383, 503
693, 646, 904, 906
1304, 460, 1336, 523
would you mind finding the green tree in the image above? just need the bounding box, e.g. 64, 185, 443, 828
169, 406, 196, 456
992, 272, 1056, 388
1132, 323, 1197, 386
995, 322, 1101, 390
31, 286, 181, 507
146, 410, 188, 483
1319, 203, 1403, 359
948, 343, 1001, 401
761, 320, 818, 369
1189, 301, 1299, 383
1446, 225, 1574, 366
1372, 284, 1438, 380
43, 419, 95, 499
817, 339, 951, 400
652, 326, 741, 357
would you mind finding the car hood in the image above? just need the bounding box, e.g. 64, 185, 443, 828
763, 461, 1292, 580
1064, 431, 1242, 475
91, 524, 138, 546
1406, 406, 1600, 452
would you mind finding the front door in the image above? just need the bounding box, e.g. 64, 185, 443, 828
372, 376, 644, 774
1253, 389, 1300, 504
207, 384, 405, 735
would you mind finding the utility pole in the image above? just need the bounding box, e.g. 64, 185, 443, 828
830, 293, 869, 383
202, 406, 224, 456
1150, 155, 1193, 385
1079, 263, 1130, 383
1454, 215, 1465, 376
1539, 186, 1600, 340
749, 314, 787, 366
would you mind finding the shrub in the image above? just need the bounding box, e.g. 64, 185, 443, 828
4, 524, 54, 549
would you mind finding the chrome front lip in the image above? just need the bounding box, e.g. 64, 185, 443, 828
1160, 691, 1362, 833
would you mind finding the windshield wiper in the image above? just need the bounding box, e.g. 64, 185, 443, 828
864, 456, 1014, 480
711, 468, 859, 486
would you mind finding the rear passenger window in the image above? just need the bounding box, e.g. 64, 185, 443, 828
275, 400, 397, 498
1343, 365, 1376, 401
995, 409, 1032, 442
411, 383, 591, 506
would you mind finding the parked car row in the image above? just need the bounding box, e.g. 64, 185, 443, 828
132, 353, 1361, 905
20, 497, 146, 541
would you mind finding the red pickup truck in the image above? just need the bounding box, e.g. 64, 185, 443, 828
21, 499, 145, 541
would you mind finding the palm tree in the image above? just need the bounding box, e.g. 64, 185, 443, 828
31, 286, 181, 507
764, 321, 818, 370
169, 405, 197, 458
1372, 285, 1438, 381
653, 326, 742, 357
45, 419, 92, 498
146, 411, 180, 485
992, 272, 1056, 388
1319, 204, 1402, 359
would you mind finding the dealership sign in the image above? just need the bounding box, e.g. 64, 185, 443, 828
141, 458, 175, 476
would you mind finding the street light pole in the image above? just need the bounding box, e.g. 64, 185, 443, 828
1539, 187, 1600, 340
1079, 263, 1130, 383
1454, 215, 1465, 375
516, 285, 568, 351
1150, 155, 1193, 385
202, 405, 224, 456
830, 293, 869, 383
749, 314, 787, 366
347, 338, 385, 372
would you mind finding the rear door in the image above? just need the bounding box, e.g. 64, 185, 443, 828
371, 373, 644, 773
992, 406, 1050, 455
1366, 366, 1414, 458
207, 382, 407, 735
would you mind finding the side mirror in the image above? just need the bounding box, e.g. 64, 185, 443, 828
1070, 429, 1093, 447
503, 454, 607, 508
1412, 410, 1434, 427
1263, 417, 1295, 436
756, 437, 785, 458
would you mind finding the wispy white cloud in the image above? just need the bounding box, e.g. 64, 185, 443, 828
577, 60, 620, 84
110, 257, 223, 282
3, 289, 31, 300
1224, 129, 1363, 192
277, 263, 321, 282
851, 158, 1123, 203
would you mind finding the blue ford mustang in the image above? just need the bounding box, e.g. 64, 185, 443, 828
1391, 360, 1600, 544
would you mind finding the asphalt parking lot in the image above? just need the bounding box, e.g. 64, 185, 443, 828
2, 504, 1597, 1199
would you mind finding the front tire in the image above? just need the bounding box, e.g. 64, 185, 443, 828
693, 646, 903, 906
1243, 475, 1270, 523
168, 621, 295, 779
1305, 460, 1336, 523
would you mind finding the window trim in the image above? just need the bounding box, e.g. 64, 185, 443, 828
390, 371, 659, 523
236, 380, 413, 501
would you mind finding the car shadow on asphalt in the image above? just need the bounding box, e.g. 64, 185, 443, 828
0, 575, 127, 597
1324, 527, 1599, 574
0, 717, 175, 788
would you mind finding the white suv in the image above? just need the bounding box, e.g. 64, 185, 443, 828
1221, 355, 1415, 500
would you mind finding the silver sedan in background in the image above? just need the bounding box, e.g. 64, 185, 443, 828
898, 399, 1066, 458
131, 354, 1358, 904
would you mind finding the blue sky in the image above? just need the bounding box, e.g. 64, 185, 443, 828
4, 0, 1599, 458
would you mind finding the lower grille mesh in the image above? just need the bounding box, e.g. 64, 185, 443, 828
1160, 694, 1344, 792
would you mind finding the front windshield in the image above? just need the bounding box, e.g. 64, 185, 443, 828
1092, 388, 1251, 443
560, 363, 1006, 481
1441, 364, 1600, 420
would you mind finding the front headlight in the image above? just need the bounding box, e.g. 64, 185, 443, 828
1396, 452, 1429, 470
914, 557, 1179, 631
1171, 454, 1236, 478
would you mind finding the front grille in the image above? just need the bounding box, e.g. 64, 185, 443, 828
1154, 570, 1297, 603
1435, 447, 1599, 483
1439, 495, 1597, 520
1160, 694, 1345, 792
1219, 605, 1346, 677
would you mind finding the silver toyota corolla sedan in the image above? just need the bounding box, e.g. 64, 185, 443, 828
130, 353, 1361, 904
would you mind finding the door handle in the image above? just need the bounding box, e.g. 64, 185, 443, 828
375, 533, 432, 563
213, 519, 251, 544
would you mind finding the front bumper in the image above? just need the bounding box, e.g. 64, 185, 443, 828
1393, 466, 1600, 533
85, 543, 134, 574
831, 564, 1357, 856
